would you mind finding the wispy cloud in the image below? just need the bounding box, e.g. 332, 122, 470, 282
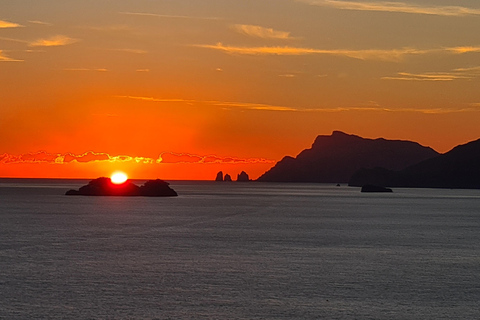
28, 20, 53, 26
454, 66, 480, 73
446, 46, 480, 54
382, 72, 471, 81
110, 48, 148, 54
383, 65, 480, 81
197, 43, 480, 61
279, 74, 297, 78
0, 50, 23, 62
64, 68, 108, 72
196, 42, 429, 61
117, 95, 478, 114
214, 101, 298, 111
232, 24, 293, 40
119, 12, 222, 20
0, 36, 29, 44
29, 35, 79, 47
85, 25, 133, 32
306, 106, 480, 114
297, 0, 480, 17
117, 95, 298, 111
0, 20, 23, 28
117, 96, 197, 104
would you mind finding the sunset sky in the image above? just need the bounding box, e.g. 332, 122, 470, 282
1, 0, 480, 180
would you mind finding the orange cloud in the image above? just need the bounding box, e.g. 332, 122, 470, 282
62, 151, 111, 163
0, 151, 274, 165
117, 95, 480, 114
63, 68, 108, 72
119, 12, 222, 20
28, 20, 53, 26
0, 152, 60, 164
382, 72, 472, 81
0, 20, 23, 28
29, 35, 79, 47
299, 1, 480, 17
159, 153, 203, 164
232, 24, 293, 39
382, 66, 480, 82
158, 152, 274, 164
447, 46, 480, 54
0, 50, 23, 62
197, 43, 429, 61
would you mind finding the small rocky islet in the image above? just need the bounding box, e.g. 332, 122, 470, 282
65, 177, 178, 197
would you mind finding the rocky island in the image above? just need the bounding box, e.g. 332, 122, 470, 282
65, 177, 178, 197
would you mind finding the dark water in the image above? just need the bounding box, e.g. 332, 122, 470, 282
1, 180, 480, 319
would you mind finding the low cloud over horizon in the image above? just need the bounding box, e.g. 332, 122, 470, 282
0, 151, 274, 165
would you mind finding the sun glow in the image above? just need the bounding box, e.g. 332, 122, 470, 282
111, 171, 128, 184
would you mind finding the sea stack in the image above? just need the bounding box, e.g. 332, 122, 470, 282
215, 171, 224, 182
237, 171, 250, 182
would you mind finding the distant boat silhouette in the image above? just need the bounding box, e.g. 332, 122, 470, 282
361, 185, 392, 193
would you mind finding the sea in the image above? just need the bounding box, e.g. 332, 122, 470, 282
1, 179, 479, 319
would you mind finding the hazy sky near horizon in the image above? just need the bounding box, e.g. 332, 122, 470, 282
1, 0, 480, 179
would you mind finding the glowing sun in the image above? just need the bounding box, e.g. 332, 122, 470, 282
111, 171, 128, 184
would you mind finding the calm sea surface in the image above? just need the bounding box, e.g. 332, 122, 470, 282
1, 179, 480, 319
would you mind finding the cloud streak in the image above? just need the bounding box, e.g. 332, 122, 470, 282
118, 95, 298, 111
28, 20, 53, 26
196, 43, 432, 61
197, 43, 480, 61
64, 68, 108, 72
297, 0, 480, 17
0, 151, 274, 165
29, 35, 79, 47
232, 24, 293, 40
118, 95, 480, 115
0, 20, 23, 28
382, 72, 472, 81
383, 65, 480, 81
159, 152, 274, 164
119, 12, 222, 20
0, 50, 23, 62
447, 46, 480, 54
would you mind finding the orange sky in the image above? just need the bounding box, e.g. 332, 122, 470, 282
1, 1, 480, 180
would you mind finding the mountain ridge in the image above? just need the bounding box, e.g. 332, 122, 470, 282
257, 131, 439, 183
349, 137, 480, 189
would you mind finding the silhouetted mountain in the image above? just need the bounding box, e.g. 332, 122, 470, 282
66, 177, 177, 196
224, 174, 232, 182
350, 138, 480, 189
257, 131, 438, 183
